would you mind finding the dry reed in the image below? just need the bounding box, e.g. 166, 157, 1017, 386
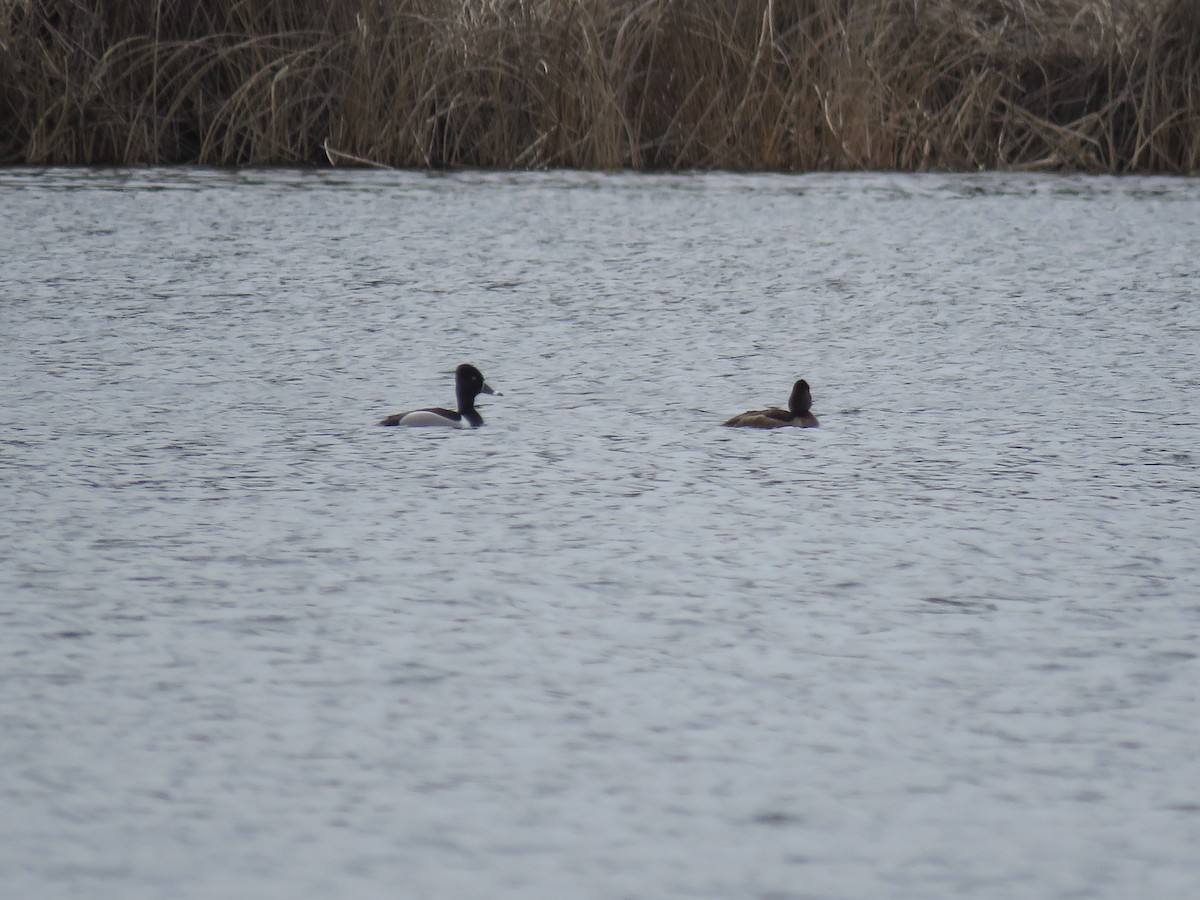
1, 0, 1198, 171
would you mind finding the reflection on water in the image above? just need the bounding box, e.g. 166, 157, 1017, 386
2, 169, 1199, 899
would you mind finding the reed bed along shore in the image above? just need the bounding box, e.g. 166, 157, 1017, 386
2, 0, 1199, 172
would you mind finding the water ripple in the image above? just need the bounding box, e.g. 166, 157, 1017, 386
2, 169, 1199, 900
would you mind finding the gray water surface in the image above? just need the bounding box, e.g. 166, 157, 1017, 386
2, 168, 1199, 899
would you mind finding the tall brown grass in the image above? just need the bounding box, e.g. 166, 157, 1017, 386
2, 0, 1198, 171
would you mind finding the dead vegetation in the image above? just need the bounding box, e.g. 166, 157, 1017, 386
2, 0, 1197, 171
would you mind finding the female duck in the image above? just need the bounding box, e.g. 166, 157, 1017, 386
723, 379, 819, 428
379, 364, 498, 428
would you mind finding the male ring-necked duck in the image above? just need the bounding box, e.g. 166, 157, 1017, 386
379, 364, 498, 428
722, 379, 819, 428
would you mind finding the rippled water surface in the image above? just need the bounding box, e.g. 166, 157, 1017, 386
3, 168, 1199, 899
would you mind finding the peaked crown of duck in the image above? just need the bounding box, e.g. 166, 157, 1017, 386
454, 363, 493, 411
788, 379, 813, 416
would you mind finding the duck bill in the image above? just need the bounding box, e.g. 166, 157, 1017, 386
480, 382, 499, 396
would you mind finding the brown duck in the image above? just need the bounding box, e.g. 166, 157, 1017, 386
722, 379, 819, 429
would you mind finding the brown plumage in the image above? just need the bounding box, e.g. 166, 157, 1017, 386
722, 379, 819, 429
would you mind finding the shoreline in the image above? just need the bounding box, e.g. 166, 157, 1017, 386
3, 0, 1198, 174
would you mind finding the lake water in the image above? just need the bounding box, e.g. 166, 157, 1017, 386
2, 168, 1199, 899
